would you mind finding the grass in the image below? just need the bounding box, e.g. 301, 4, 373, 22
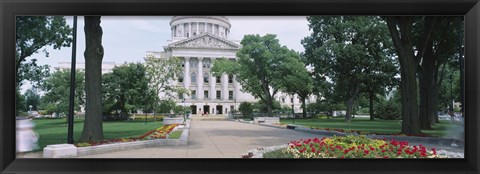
263, 148, 293, 158
32, 118, 163, 150
168, 130, 183, 139
281, 117, 463, 137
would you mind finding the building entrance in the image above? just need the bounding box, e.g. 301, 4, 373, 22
190, 105, 197, 115
216, 105, 223, 114
203, 105, 210, 115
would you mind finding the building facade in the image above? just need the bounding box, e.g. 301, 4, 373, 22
147, 16, 313, 116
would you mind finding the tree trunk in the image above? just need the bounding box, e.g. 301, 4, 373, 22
301, 97, 307, 119
266, 99, 273, 117
345, 98, 354, 123
369, 92, 375, 121
419, 70, 432, 130
386, 16, 434, 135
80, 16, 104, 142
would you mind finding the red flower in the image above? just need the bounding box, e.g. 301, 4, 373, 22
364, 150, 369, 154
383, 156, 389, 158
431, 148, 437, 155
370, 147, 375, 151
344, 150, 350, 154
381, 149, 386, 153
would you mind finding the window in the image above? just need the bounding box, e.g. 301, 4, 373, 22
204, 73, 209, 84
179, 94, 184, 99
216, 76, 221, 84
229, 91, 233, 100
191, 73, 196, 83
191, 90, 196, 99
282, 98, 285, 103
204, 90, 209, 99
204, 59, 211, 68
190, 59, 197, 67
228, 75, 233, 83
291, 98, 294, 103
216, 91, 221, 99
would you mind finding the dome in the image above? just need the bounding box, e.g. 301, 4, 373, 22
169, 16, 231, 39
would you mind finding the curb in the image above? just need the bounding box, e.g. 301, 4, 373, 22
77, 122, 190, 157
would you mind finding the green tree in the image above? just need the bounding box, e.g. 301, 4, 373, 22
276, 53, 313, 118
145, 55, 184, 120
417, 17, 462, 129
39, 69, 85, 115
24, 89, 41, 111
157, 99, 177, 114
102, 63, 154, 120
385, 16, 439, 134
238, 102, 254, 118
16, 90, 27, 113
302, 16, 397, 122
15, 16, 72, 88
211, 34, 299, 117
80, 16, 104, 142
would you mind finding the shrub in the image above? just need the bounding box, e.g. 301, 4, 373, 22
375, 100, 401, 120
239, 102, 254, 118
312, 114, 328, 119
132, 115, 164, 122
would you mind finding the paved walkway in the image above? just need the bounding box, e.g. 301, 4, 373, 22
78, 119, 324, 158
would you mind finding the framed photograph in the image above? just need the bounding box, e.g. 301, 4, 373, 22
1, 0, 479, 174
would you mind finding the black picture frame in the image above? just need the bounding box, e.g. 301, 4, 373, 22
1, 0, 479, 174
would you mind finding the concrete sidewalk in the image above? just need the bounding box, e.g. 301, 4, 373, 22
78, 119, 325, 158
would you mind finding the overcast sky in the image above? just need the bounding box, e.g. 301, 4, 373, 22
22, 16, 311, 93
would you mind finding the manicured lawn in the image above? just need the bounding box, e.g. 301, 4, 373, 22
32, 118, 163, 150
168, 130, 183, 139
280, 117, 463, 137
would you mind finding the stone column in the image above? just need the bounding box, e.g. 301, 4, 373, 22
189, 22, 192, 37
197, 57, 203, 100
221, 74, 228, 100
204, 22, 208, 34
184, 57, 190, 89
219, 26, 224, 37
196, 22, 199, 35
212, 24, 215, 35
210, 73, 215, 100
234, 75, 239, 106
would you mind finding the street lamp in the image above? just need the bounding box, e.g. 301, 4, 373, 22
67, 16, 78, 144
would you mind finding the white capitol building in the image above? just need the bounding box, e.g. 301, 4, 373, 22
146, 16, 317, 116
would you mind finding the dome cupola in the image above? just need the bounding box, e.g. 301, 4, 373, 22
170, 16, 231, 39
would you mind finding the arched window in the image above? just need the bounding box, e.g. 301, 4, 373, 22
204, 73, 209, 84
191, 73, 196, 83
216, 76, 221, 84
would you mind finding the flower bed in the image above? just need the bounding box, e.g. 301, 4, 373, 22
141, 124, 177, 139
75, 124, 178, 147
310, 127, 435, 137
284, 135, 443, 158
